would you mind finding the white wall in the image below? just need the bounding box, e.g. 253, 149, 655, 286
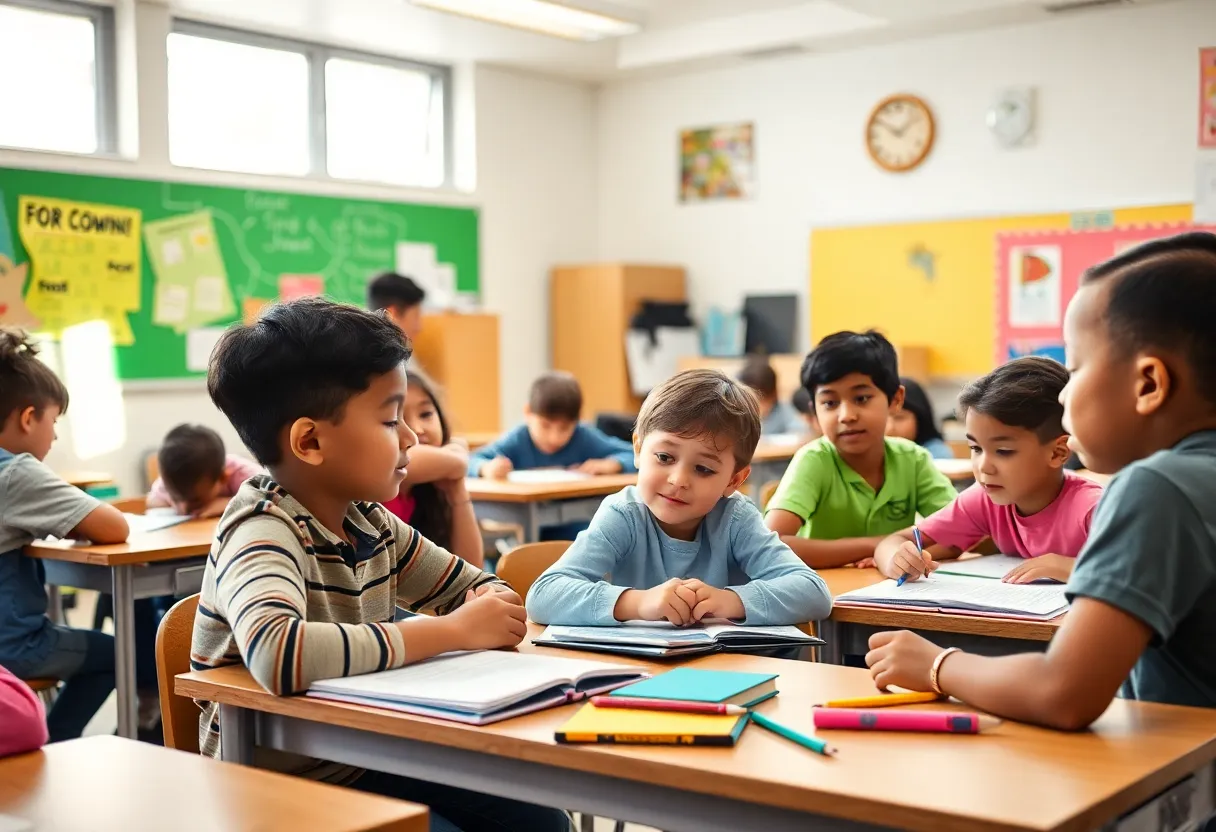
596, 0, 1215, 344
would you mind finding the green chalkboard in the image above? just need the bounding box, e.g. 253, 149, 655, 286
0, 166, 479, 381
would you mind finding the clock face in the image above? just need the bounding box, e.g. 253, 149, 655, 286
866, 95, 935, 172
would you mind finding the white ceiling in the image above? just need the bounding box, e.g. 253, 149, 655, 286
166, 0, 1178, 82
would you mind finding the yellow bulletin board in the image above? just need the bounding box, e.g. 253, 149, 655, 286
809, 204, 1193, 378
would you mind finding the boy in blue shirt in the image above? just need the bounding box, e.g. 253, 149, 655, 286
526, 369, 831, 627
471, 371, 635, 479
866, 232, 1216, 727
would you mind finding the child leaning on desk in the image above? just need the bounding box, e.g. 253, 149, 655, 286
146, 423, 263, 518
873, 357, 1103, 585
525, 369, 831, 627
193, 299, 568, 832
867, 232, 1216, 728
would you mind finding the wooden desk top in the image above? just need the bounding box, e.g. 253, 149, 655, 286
59, 471, 114, 488
933, 458, 975, 482
178, 639, 1216, 832
821, 566, 1064, 641
751, 440, 808, 463
457, 431, 499, 450
0, 735, 427, 832
25, 518, 217, 566
465, 473, 636, 503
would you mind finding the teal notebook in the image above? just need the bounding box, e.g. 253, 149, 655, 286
608, 667, 778, 708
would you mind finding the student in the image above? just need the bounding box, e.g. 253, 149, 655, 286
382, 368, 483, 566
874, 358, 1103, 585
886, 377, 953, 460
0, 664, 46, 756
764, 331, 956, 569
790, 386, 821, 438
0, 327, 129, 742
471, 371, 636, 480
195, 298, 566, 832
526, 369, 831, 627
147, 423, 263, 517
737, 356, 801, 435
866, 232, 1216, 727
367, 272, 426, 341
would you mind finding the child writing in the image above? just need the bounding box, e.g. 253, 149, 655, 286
764, 331, 957, 568
866, 232, 1216, 726
471, 371, 636, 480
875, 357, 1102, 585
737, 355, 802, 435
195, 298, 566, 831
0, 328, 129, 741
0, 664, 46, 756
526, 369, 831, 627
886, 377, 953, 460
381, 368, 483, 566
147, 423, 263, 517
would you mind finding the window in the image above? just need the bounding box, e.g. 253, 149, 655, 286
0, 0, 115, 154
167, 23, 451, 187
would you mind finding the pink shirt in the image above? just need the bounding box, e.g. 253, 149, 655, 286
382, 493, 416, 524
148, 454, 263, 506
919, 471, 1103, 559
0, 665, 47, 756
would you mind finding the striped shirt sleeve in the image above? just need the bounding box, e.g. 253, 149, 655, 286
383, 511, 506, 614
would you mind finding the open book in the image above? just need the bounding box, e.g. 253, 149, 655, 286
935, 554, 1063, 582
834, 573, 1068, 620
306, 650, 648, 724
533, 620, 823, 658
123, 512, 191, 534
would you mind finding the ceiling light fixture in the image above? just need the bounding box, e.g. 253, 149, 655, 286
410, 0, 642, 42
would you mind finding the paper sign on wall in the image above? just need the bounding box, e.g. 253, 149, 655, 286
279, 274, 324, 301
186, 326, 227, 372
1200, 47, 1216, 148
143, 211, 235, 333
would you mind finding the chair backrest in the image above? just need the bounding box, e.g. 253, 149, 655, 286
496, 541, 572, 599
110, 496, 147, 514
156, 593, 201, 753
144, 450, 161, 492
758, 480, 779, 510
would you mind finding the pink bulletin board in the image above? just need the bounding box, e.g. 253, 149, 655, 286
1201, 47, 1216, 149
996, 224, 1216, 365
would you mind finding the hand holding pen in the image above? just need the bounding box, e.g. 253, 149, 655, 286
895, 527, 936, 586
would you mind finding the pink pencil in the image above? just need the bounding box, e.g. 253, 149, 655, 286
589, 696, 746, 715
811, 708, 1001, 734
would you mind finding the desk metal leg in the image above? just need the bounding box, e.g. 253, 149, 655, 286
219, 705, 256, 765
46, 586, 64, 625
818, 619, 844, 665
526, 503, 540, 543
112, 565, 138, 739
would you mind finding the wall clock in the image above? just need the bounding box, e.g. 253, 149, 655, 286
866, 94, 935, 173
987, 87, 1035, 148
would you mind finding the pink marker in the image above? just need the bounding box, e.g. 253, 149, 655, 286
811, 708, 1001, 734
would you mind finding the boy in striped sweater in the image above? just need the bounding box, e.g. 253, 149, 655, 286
192, 297, 568, 832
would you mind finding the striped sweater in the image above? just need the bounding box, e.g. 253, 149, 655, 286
191, 476, 503, 778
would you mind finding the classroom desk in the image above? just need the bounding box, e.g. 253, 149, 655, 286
748, 439, 806, 492
467, 473, 636, 542
25, 518, 217, 740
933, 457, 975, 485
0, 735, 428, 832
59, 471, 115, 489
457, 432, 499, 451
818, 566, 1063, 664
179, 633, 1216, 832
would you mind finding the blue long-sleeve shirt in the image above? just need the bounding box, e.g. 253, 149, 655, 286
469, 424, 637, 477
526, 486, 832, 626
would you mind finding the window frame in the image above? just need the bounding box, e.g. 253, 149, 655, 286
0, 0, 118, 155
169, 20, 454, 188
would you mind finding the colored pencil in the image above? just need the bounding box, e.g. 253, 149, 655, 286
588, 696, 747, 715
750, 711, 836, 756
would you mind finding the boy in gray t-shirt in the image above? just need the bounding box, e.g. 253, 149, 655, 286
861, 231, 1216, 729
0, 328, 129, 741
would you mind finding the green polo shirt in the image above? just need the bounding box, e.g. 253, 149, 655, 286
766, 437, 957, 539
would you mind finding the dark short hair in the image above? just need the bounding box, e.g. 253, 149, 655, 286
208, 297, 411, 465
899, 377, 943, 445
791, 386, 812, 416
0, 328, 69, 424
958, 357, 1069, 442
737, 356, 778, 399
529, 372, 582, 422
158, 424, 226, 496
367, 272, 426, 312
1083, 231, 1216, 405
801, 330, 900, 400
636, 369, 761, 470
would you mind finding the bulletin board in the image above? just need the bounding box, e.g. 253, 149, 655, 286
0, 166, 479, 381
809, 204, 1192, 378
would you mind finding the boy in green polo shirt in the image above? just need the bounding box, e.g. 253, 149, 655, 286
764, 330, 956, 569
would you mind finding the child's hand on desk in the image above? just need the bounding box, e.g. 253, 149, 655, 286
446, 589, 528, 649
865, 630, 943, 693
884, 540, 937, 582
1002, 554, 1073, 584
480, 457, 513, 480
571, 458, 623, 476
621, 578, 698, 626
680, 579, 745, 622
852, 557, 876, 569
473, 582, 523, 606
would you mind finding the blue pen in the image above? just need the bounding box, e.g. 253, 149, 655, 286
750, 711, 836, 757
897, 527, 926, 587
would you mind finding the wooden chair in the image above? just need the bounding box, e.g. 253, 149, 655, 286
496, 541, 571, 599
143, 450, 160, 492
758, 480, 779, 510
25, 677, 59, 707
155, 593, 201, 753
947, 439, 970, 460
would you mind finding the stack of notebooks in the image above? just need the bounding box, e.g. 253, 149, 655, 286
835, 565, 1069, 621
534, 620, 822, 658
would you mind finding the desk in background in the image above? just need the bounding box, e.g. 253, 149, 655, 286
467, 473, 635, 543
934, 457, 975, 487
748, 438, 806, 494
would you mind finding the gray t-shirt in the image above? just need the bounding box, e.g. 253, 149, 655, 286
1066, 430, 1216, 709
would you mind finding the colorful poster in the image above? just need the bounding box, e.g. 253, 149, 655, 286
1007, 245, 1062, 327
679, 123, 755, 202
143, 211, 235, 333
0, 193, 37, 329
1200, 47, 1216, 148
18, 196, 141, 345
279, 274, 324, 301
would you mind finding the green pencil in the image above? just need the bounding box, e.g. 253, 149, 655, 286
750, 711, 836, 757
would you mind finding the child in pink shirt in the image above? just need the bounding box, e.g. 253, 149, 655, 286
874, 357, 1103, 584
147, 424, 262, 517
0, 664, 47, 756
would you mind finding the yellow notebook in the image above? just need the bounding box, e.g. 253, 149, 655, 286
555, 703, 748, 746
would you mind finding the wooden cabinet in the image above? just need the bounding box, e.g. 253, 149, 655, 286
551, 264, 686, 416
410, 312, 501, 433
